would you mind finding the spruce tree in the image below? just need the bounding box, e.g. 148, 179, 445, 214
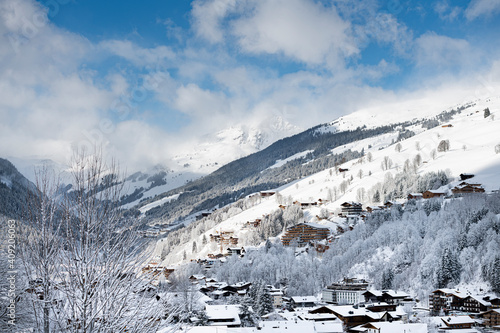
484, 107, 491, 118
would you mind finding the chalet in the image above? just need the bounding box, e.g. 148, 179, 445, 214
429, 289, 464, 315
366, 303, 397, 313
363, 290, 410, 305
383, 201, 395, 209
260, 191, 276, 197
281, 223, 330, 246
205, 304, 241, 327
323, 278, 369, 305
366, 206, 382, 213
141, 265, 175, 279
340, 202, 363, 216
423, 190, 446, 199
408, 193, 423, 200
226, 247, 245, 256
462, 295, 492, 313
440, 316, 475, 329
189, 274, 206, 283
481, 309, 500, 327
460, 173, 475, 181
294, 200, 318, 208
356, 322, 427, 333
310, 305, 383, 328
245, 219, 261, 227
291, 296, 319, 308
220, 236, 239, 247
452, 182, 485, 195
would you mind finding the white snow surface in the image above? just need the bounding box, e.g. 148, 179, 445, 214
160, 95, 500, 265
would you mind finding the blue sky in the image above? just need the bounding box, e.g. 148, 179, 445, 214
2, 0, 500, 169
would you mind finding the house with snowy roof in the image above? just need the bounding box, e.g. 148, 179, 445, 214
281, 223, 330, 246
291, 296, 319, 308
429, 289, 465, 315
423, 190, 447, 199
340, 202, 363, 216
352, 321, 427, 333
440, 315, 475, 329
407, 193, 423, 200
480, 308, 500, 328
205, 304, 242, 327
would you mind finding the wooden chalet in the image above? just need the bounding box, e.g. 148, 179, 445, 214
408, 193, 423, 200
452, 182, 485, 195
422, 190, 446, 199
429, 289, 464, 315
460, 173, 475, 181
366, 206, 382, 213
440, 316, 475, 329
293, 200, 318, 208
340, 201, 363, 216
260, 191, 276, 197
481, 309, 500, 328
310, 305, 383, 328
462, 295, 493, 313
281, 223, 330, 246
383, 201, 395, 208
227, 247, 245, 256
363, 290, 410, 305
221, 236, 239, 247
245, 219, 261, 228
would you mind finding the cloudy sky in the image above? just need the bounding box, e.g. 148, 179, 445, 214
1, 0, 500, 170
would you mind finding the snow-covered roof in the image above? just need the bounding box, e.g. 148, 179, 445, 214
302, 222, 330, 230
258, 321, 343, 333
383, 290, 409, 298
205, 305, 241, 326
364, 290, 383, 297
291, 296, 318, 303
361, 322, 427, 333
441, 315, 475, 325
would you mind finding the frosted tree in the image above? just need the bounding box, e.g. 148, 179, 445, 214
395, 143, 402, 152
484, 107, 491, 118
56, 149, 166, 333
495, 144, 500, 154
192, 241, 198, 254
415, 141, 421, 151
18, 166, 63, 333
437, 140, 450, 152
381, 156, 393, 171
367, 152, 373, 162
358, 169, 363, 179
381, 268, 394, 290
430, 149, 437, 160
436, 248, 461, 288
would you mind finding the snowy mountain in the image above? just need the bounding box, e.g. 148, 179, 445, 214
172, 115, 301, 173
152, 95, 500, 298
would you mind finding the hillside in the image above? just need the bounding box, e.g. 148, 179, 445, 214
154, 95, 500, 299
0, 158, 35, 219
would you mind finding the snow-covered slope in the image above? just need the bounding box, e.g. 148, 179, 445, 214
159, 96, 500, 265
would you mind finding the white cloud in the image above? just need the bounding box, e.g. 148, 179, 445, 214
465, 0, 500, 20
191, 0, 236, 43
434, 1, 462, 21
231, 0, 357, 67
414, 32, 475, 69
99, 40, 176, 67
